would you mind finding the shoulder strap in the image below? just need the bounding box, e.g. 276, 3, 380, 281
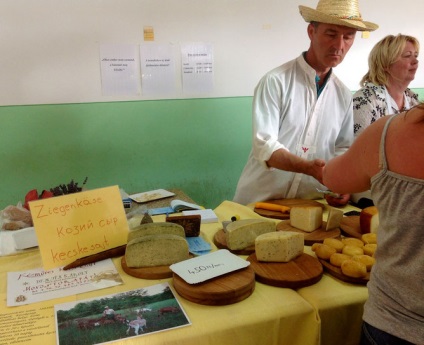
379, 115, 398, 169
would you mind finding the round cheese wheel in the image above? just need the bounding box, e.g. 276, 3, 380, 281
360, 206, 379, 234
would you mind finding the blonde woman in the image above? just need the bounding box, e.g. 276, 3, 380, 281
353, 34, 419, 137
323, 103, 424, 345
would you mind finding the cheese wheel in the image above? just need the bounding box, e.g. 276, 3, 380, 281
125, 234, 189, 268
329, 253, 351, 267
255, 231, 304, 262
342, 237, 364, 248
360, 206, 379, 234
325, 207, 344, 231
341, 259, 367, 278
225, 219, 276, 250
128, 222, 185, 242
290, 206, 322, 232
323, 238, 344, 252
352, 254, 375, 271
342, 245, 364, 256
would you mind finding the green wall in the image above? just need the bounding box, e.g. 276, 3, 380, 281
1, 88, 423, 210
0, 97, 253, 209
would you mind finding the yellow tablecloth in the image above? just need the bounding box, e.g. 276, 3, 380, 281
0, 199, 367, 345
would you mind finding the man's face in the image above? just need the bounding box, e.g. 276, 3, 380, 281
308, 23, 357, 69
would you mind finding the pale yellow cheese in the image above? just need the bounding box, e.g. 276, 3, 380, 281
225, 219, 276, 250
255, 231, 304, 262
290, 206, 322, 232
125, 234, 189, 268
127, 222, 185, 242
325, 207, 344, 231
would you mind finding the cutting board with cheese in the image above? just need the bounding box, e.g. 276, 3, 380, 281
172, 266, 255, 305
247, 253, 323, 288
121, 256, 192, 279
339, 216, 362, 238
253, 199, 324, 220
276, 220, 340, 245
319, 259, 370, 285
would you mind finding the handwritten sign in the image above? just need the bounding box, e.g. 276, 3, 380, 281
31, 186, 128, 269
170, 249, 250, 284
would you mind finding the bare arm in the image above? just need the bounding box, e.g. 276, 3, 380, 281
266, 148, 326, 184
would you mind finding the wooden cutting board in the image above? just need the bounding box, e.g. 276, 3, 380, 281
246, 253, 323, 289
339, 216, 362, 239
172, 266, 255, 306
276, 220, 341, 245
213, 229, 255, 255
319, 259, 370, 285
121, 256, 174, 279
254, 199, 325, 220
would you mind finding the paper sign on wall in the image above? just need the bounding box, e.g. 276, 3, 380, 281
30, 186, 129, 270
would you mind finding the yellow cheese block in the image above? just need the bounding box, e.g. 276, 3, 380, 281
125, 234, 189, 268
325, 207, 343, 231
255, 231, 304, 262
225, 219, 276, 250
127, 222, 185, 242
290, 206, 322, 232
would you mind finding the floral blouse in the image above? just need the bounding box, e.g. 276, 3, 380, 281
352, 82, 419, 137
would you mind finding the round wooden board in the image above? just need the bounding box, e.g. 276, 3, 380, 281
121, 256, 174, 279
319, 259, 370, 285
172, 266, 255, 306
213, 229, 255, 255
254, 199, 325, 220
276, 220, 341, 245
246, 253, 323, 289
339, 216, 362, 239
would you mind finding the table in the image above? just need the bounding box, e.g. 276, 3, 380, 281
0, 197, 367, 345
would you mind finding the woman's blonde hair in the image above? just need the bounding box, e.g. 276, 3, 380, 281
360, 34, 420, 87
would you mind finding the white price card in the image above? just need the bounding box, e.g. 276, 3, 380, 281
170, 249, 250, 284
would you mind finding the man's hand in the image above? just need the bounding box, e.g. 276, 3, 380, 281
306, 159, 326, 184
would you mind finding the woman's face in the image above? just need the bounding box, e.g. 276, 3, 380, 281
388, 41, 419, 85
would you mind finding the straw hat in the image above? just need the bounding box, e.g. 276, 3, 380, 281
299, 0, 378, 31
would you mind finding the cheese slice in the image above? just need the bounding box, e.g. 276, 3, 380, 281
125, 234, 189, 268
325, 207, 344, 231
127, 222, 185, 242
290, 206, 322, 232
225, 219, 276, 250
255, 231, 304, 262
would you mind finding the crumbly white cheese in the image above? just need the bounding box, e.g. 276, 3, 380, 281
125, 234, 189, 268
127, 222, 185, 242
255, 231, 304, 262
325, 207, 344, 231
290, 206, 322, 232
225, 219, 276, 250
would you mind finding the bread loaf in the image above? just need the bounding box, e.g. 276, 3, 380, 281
290, 206, 322, 232
225, 219, 276, 250
128, 222, 185, 242
360, 206, 379, 233
325, 207, 343, 231
255, 231, 304, 262
125, 234, 189, 268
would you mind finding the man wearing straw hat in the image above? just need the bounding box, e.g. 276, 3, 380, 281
233, 0, 378, 206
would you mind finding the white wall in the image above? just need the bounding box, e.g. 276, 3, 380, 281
1, 0, 423, 106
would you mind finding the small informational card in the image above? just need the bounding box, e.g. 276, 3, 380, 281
170, 249, 250, 284
54, 283, 191, 345
186, 237, 212, 256
7, 259, 123, 306
30, 185, 129, 270
129, 189, 175, 203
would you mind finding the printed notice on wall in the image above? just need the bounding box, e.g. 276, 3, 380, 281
100, 44, 141, 96
181, 43, 213, 95
140, 43, 176, 96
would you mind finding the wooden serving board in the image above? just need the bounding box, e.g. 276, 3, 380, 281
121, 256, 174, 279
254, 199, 325, 220
247, 253, 323, 289
276, 220, 341, 245
339, 216, 362, 239
172, 266, 255, 306
319, 259, 370, 285
213, 229, 255, 255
